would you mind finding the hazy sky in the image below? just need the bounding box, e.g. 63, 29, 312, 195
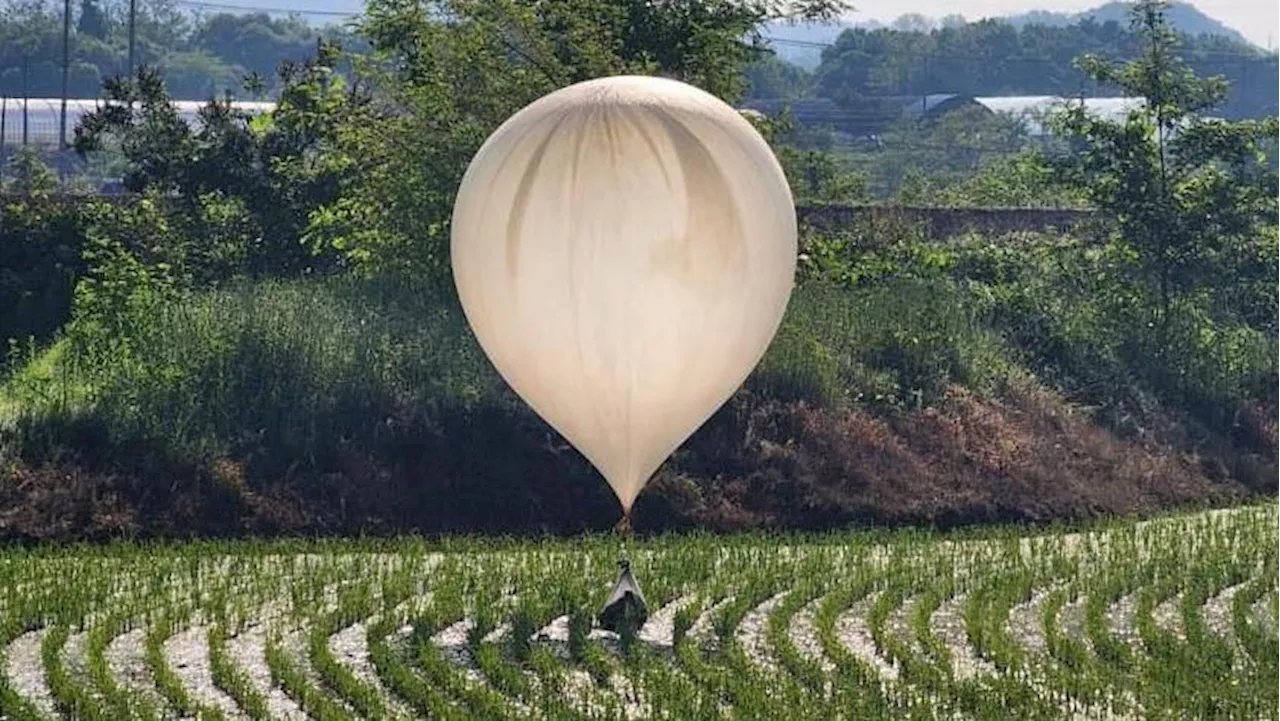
845, 0, 1276, 48
283, 0, 1279, 51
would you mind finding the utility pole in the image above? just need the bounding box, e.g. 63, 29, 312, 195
128, 0, 138, 77
921, 52, 929, 118
21, 56, 29, 147
61, 0, 71, 149
1, 96, 7, 181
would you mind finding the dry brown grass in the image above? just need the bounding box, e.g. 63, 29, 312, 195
1, 379, 1272, 542
645, 380, 1267, 531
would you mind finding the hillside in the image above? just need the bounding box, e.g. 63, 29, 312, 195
3, 229, 1274, 541
768, 14, 1278, 120
763, 2, 1265, 69
1004, 1, 1255, 46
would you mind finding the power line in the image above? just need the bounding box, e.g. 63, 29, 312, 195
762, 36, 832, 49
171, 0, 360, 17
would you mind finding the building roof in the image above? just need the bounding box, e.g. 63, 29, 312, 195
972, 95, 1145, 135
1076, 96, 1146, 120
900, 93, 975, 118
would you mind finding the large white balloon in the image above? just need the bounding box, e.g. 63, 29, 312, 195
451, 75, 796, 514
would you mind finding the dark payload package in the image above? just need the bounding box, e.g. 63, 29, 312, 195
598, 559, 648, 633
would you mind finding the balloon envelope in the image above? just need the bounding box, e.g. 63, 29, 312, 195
451, 75, 796, 513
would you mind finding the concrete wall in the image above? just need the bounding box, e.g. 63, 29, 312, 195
796, 204, 1100, 237
2, 193, 1103, 239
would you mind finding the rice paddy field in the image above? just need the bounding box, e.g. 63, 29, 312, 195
0, 504, 1275, 721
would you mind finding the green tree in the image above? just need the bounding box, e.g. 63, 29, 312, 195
0, 195, 87, 364
77, 0, 110, 39
189, 12, 317, 82
307, 0, 850, 277
811, 13, 1276, 120
130, 0, 192, 63
778, 147, 868, 203
73, 49, 356, 279
1046, 0, 1277, 420
2, 145, 58, 195
154, 50, 240, 99
931, 150, 1085, 207
744, 53, 812, 100
1050, 0, 1277, 336
0, 1, 60, 97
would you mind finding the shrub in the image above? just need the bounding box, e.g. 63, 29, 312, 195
51, 275, 497, 465
0, 197, 86, 366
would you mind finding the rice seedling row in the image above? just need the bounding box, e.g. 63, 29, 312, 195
0, 504, 1275, 720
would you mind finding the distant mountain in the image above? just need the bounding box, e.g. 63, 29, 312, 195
184, 2, 1259, 64
763, 2, 1259, 69
1002, 2, 1253, 47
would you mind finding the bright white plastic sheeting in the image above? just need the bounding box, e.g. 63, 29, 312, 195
451, 75, 796, 513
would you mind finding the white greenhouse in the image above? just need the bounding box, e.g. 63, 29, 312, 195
972, 95, 1147, 136
0, 97, 276, 148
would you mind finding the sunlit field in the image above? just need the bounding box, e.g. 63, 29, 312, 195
0, 504, 1274, 720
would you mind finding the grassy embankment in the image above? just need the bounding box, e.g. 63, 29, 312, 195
1, 223, 1275, 540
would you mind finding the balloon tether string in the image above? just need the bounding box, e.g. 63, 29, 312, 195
617, 509, 631, 565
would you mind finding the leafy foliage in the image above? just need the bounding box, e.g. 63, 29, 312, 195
307, 0, 849, 277
66, 193, 179, 362
0, 0, 360, 100
0, 195, 85, 365
809, 13, 1277, 119
1044, 0, 1277, 422
1051, 4, 1277, 316
1, 146, 59, 195
73, 45, 361, 278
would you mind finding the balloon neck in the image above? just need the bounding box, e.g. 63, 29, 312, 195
615, 511, 632, 537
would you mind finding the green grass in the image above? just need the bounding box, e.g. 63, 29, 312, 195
0, 504, 1274, 720
2, 227, 1273, 540
7, 226, 1270, 469
2, 271, 1015, 460
0, 339, 87, 424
